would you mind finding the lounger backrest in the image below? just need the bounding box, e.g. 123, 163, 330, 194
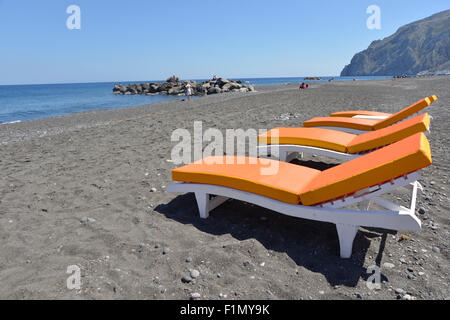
300, 133, 432, 206
347, 113, 430, 153
373, 95, 437, 130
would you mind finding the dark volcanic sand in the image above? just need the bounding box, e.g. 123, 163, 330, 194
0, 77, 448, 299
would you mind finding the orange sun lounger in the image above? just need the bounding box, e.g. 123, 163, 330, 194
168, 133, 432, 258
258, 113, 430, 161
303, 95, 437, 133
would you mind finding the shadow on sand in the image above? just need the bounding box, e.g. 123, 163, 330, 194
156, 159, 394, 287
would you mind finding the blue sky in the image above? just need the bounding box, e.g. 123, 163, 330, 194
0, 0, 448, 85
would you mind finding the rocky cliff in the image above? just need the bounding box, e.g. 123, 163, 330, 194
341, 10, 450, 76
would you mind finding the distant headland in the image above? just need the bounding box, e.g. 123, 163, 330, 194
341, 10, 450, 77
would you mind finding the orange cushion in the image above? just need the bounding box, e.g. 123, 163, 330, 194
172, 134, 432, 207
172, 156, 321, 205
374, 95, 437, 129
258, 127, 355, 153
306, 96, 437, 131
330, 110, 391, 118
261, 114, 429, 154
303, 117, 379, 131
300, 133, 432, 205
347, 113, 430, 154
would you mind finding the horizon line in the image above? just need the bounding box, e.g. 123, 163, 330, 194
0, 75, 396, 87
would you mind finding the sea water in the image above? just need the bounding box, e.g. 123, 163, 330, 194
0, 76, 391, 124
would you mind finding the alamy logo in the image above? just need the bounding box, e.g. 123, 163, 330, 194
366, 5, 381, 30
66, 265, 81, 290
66, 5, 81, 30
170, 122, 280, 175
366, 265, 381, 290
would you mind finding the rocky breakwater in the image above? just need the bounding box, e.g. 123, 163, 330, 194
113, 76, 255, 96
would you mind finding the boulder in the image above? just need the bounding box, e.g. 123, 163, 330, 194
229, 82, 242, 90
207, 87, 221, 95
168, 86, 184, 95
225, 80, 246, 91
221, 83, 233, 91
194, 84, 207, 96
112, 76, 253, 97
218, 78, 230, 86
201, 82, 211, 89
159, 82, 173, 91
150, 84, 159, 92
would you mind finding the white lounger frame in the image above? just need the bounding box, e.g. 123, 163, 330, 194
256, 144, 362, 162
167, 172, 422, 258
352, 115, 389, 120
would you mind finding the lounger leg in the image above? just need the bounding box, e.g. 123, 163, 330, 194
279, 151, 288, 162
195, 192, 210, 219
285, 152, 299, 163
336, 224, 359, 258
357, 200, 371, 211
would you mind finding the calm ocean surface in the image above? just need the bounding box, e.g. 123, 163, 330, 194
0, 76, 390, 124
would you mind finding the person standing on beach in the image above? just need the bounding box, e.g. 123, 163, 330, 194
185, 83, 192, 101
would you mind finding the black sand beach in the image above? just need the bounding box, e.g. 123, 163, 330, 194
0, 77, 448, 299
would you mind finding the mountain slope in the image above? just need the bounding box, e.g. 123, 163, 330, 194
341, 10, 450, 76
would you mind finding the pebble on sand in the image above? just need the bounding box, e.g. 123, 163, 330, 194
432, 247, 440, 253
190, 292, 201, 300
395, 288, 405, 295
190, 269, 200, 279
